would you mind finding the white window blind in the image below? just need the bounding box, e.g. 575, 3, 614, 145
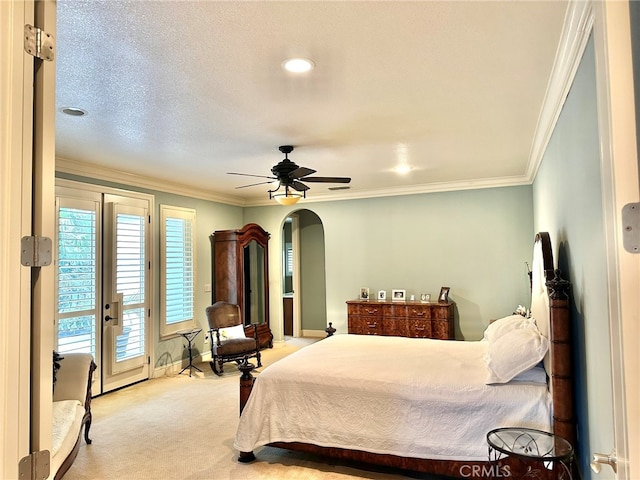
160, 205, 196, 336
57, 205, 98, 355
115, 212, 146, 362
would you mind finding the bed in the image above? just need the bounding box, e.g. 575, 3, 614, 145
234, 232, 574, 478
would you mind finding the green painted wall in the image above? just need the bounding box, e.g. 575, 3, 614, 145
532, 35, 609, 480
298, 210, 327, 331
244, 184, 533, 341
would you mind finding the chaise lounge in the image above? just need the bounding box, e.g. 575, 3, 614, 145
52, 352, 96, 479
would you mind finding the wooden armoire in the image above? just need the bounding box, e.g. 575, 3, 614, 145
211, 223, 273, 348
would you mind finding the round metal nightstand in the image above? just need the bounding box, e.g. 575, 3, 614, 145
487, 427, 573, 480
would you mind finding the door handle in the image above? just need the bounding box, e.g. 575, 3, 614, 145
590, 451, 617, 474
104, 315, 114, 322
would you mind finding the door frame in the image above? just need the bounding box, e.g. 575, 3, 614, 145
1, 0, 36, 476
56, 179, 155, 394
593, 1, 640, 478
290, 214, 302, 338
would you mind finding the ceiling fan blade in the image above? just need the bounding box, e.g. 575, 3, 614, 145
235, 180, 278, 189
300, 176, 351, 184
291, 181, 310, 192
228, 172, 277, 180
290, 166, 316, 179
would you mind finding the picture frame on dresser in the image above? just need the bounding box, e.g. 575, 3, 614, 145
420, 293, 430, 303
391, 289, 406, 301
359, 287, 370, 300
378, 290, 386, 300
438, 287, 450, 303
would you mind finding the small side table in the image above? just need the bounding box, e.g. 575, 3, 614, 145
487, 427, 573, 480
177, 328, 203, 377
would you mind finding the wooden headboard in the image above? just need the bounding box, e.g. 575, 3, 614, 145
530, 232, 574, 447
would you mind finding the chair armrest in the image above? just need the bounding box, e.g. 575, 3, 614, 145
53, 353, 95, 405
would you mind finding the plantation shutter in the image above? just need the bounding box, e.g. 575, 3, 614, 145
160, 206, 196, 335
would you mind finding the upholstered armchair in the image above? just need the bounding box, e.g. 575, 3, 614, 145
206, 301, 262, 376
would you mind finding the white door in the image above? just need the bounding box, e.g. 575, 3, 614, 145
102, 194, 150, 392
55, 185, 151, 394
1, 0, 38, 476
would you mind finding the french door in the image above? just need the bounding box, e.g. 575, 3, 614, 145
55, 182, 152, 394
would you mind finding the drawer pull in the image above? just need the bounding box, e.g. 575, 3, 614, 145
367, 322, 378, 328
414, 326, 425, 331
365, 309, 378, 315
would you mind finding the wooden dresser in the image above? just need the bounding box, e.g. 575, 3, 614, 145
346, 300, 455, 339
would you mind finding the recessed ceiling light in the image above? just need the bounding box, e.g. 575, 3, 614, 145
282, 58, 315, 73
394, 164, 411, 175
60, 107, 87, 117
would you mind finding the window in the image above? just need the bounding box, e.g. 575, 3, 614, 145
160, 205, 195, 336
56, 202, 99, 356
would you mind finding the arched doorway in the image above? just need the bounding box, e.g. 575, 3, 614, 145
282, 209, 326, 338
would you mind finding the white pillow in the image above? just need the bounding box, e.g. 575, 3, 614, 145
219, 324, 246, 340
509, 365, 547, 384
482, 314, 536, 343
484, 327, 549, 384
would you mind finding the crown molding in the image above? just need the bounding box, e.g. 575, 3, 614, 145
56, 156, 247, 206
57, 156, 531, 207
527, 0, 594, 181
242, 175, 532, 207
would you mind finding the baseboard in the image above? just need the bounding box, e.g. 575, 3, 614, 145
301, 329, 326, 338
153, 351, 210, 378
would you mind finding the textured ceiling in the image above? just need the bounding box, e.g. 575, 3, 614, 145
55, 1, 568, 205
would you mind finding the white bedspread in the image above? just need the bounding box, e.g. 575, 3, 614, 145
234, 334, 551, 461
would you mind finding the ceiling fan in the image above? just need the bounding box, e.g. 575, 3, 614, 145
228, 145, 351, 205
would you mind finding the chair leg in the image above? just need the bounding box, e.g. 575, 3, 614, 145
217, 357, 225, 374
210, 357, 222, 376
256, 350, 262, 368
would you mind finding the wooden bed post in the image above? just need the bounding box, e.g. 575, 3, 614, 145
238, 357, 255, 415
546, 269, 575, 447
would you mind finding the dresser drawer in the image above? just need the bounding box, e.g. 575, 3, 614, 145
432, 319, 453, 339
383, 318, 409, 337
407, 305, 431, 319
432, 305, 452, 319
382, 303, 408, 317
348, 303, 382, 316
349, 315, 382, 335
408, 318, 432, 338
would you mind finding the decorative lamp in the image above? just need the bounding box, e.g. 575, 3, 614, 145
269, 185, 304, 205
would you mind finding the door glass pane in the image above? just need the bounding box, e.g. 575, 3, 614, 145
57, 207, 97, 356
115, 213, 145, 362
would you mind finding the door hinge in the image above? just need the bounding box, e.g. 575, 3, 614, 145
19, 450, 50, 480
24, 25, 55, 61
147, 356, 151, 365
21, 235, 52, 267
622, 202, 640, 253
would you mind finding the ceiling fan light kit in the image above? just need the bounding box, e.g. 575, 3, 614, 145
228, 145, 351, 205
271, 188, 304, 206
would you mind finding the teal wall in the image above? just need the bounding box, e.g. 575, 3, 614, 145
244, 185, 534, 341
532, 35, 608, 480
298, 210, 327, 331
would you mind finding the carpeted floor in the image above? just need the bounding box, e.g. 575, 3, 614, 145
64, 339, 447, 480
